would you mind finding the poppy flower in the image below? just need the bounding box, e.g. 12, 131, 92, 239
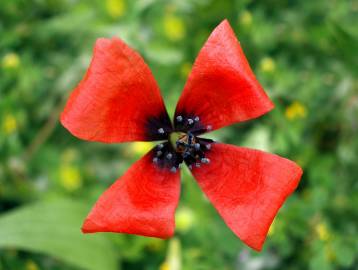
60, 19, 303, 251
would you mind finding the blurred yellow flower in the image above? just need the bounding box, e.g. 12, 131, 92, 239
59, 165, 82, 191
315, 223, 331, 241
159, 262, 170, 270
106, 0, 126, 18
2, 52, 20, 69
131, 142, 155, 156
285, 101, 307, 120
2, 113, 18, 135
260, 57, 276, 73
163, 14, 186, 41
25, 260, 39, 270
175, 207, 195, 233
160, 238, 181, 270
180, 62, 192, 79
239, 11, 253, 27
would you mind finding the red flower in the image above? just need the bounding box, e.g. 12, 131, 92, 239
60, 20, 302, 251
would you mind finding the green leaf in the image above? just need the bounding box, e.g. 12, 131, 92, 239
0, 198, 119, 270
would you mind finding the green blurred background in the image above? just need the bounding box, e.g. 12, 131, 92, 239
0, 0, 357, 269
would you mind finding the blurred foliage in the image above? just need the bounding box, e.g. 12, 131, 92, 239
0, 0, 357, 270
0, 199, 118, 270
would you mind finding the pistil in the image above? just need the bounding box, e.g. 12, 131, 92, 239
153, 116, 213, 172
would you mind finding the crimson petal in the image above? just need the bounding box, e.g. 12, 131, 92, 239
82, 150, 180, 238
175, 20, 274, 133
61, 37, 171, 143
191, 143, 302, 251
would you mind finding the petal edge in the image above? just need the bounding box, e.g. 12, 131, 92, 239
82, 149, 181, 238
191, 143, 302, 251
175, 20, 274, 133
61, 37, 172, 143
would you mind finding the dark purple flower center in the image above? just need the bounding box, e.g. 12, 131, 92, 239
152, 114, 213, 173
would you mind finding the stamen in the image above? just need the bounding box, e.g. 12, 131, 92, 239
194, 116, 200, 122
201, 158, 210, 164
170, 167, 177, 173
152, 157, 158, 163
157, 143, 164, 149
188, 133, 194, 144
187, 118, 194, 125
194, 143, 201, 150
166, 130, 214, 171
176, 115, 183, 122
156, 151, 162, 156
158, 128, 165, 134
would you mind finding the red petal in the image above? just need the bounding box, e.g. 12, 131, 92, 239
175, 20, 274, 132
61, 37, 171, 143
82, 150, 180, 238
191, 143, 302, 251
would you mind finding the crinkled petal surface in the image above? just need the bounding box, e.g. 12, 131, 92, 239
175, 20, 274, 132
82, 149, 180, 238
191, 143, 302, 251
61, 37, 172, 143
